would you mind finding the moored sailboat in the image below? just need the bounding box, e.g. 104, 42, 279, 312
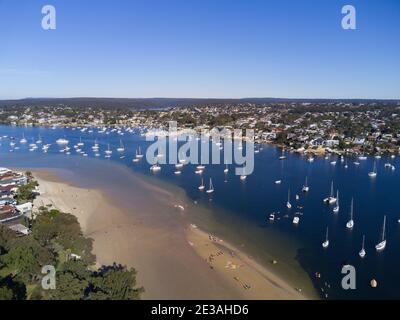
375, 215, 387, 252
333, 190, 340, 213
206, 178, 214, 194
198, 178, 205, 191
322, 227, 329, 248
286, 189, 292, 209
302, 176, 309, 192
346, 198, 355, 229
359, 235, 366, 258
368, 161, 377, 178
323, 181, 337, 204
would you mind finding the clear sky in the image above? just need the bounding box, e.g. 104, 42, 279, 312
0, 0, 399, 99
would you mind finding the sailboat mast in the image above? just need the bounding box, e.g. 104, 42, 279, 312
382, 216, 386, 241
350, 198, 354, 220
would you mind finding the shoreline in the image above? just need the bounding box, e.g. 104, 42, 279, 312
30, 168, 315, 300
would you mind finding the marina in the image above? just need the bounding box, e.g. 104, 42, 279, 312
1, 124, 400, 299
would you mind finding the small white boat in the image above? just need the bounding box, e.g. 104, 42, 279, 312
293, 216, 300, 225
333, 190, 340, 214
359, 235, 366, 258
105, 144, 112, 155
269, 213, 275, 222
174, 171, 181, 175
175, 163, 184, 169
302, 176, 309, 192
323, 181, 337, 204
308, 157, 315, 163
275, 180, 282, 184
368, 161, 377, 178
77, 137, 84, 147
286, 189, 292, 209
279, 150, 286, 160
117, 139, 125, 153
240, 175, 247, 181
359, 155, 367, 160
346, 198, 355, 230
198, 178, 205, 191
20, 134, 27, 144
150, 164, 161, 172
136, 147, 144, 159
322, 227, 329, 248
224, 164, 229, 174
206, 178, 214, 194
56, 138, 69, 145
375, 215, 387, 252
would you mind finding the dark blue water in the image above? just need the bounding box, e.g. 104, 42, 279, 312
1, 125, 399, 299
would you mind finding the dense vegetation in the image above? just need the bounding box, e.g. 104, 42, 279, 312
0, 207, 143, 300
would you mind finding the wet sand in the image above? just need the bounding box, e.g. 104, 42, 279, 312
32, 169, 312, 300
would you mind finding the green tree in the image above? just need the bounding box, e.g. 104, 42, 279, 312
88, 264, 143, 300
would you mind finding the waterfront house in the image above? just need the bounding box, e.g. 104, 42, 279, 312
16, 202, 33, 219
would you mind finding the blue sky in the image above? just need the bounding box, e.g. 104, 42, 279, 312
0, 0, 399, 99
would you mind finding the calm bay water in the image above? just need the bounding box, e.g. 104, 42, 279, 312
1, 125, 399, 299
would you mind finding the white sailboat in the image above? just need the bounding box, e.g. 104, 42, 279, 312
56, 138, 69, 145
359, 235, 366, 258
375, 215, 387, 252
136, 146, 144, 159
20, 133, 27, 144
302, 176, 309, 192
150, 164, 161, 172
91, 139, 99, 150
346, 198, 354, 229
105, 143, 112, 155
175, 163, 184, 169
368, 161, 377, 178
206, 178, 214, 194
333, 190, 340, 213
224, 164, 229, 174
323, 181, 337, 204
279, 149, 286, 160
77, 137, 84, 147
117, 139, 125, 152
286, 189, 292, 209
322, 227, 329, 248
36, 135, 43, 144
198, 178, 205, 191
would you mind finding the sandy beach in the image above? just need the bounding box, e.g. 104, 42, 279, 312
32, 169, 312, 300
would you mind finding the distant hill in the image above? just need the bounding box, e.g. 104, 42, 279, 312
0, 97, 398, 110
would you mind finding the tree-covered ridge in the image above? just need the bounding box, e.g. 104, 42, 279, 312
0, 207, 143, 300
